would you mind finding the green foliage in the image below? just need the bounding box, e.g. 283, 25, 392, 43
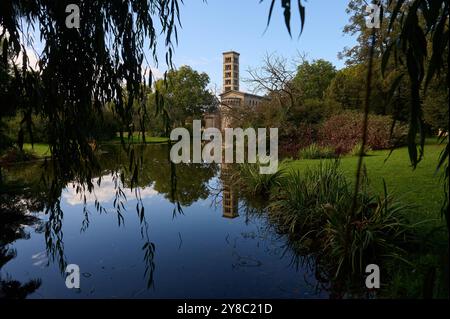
0, 0, 182, 202
3, 114, 48, 144
423, 75, 449, 132
289, 98, 329, 124
89, 110, 121, 141
349, 142, 372, 157
298, 143, 336, 159
324, 62, 405, 116
294, 59, 337, 101
268, 161, 415, 292
269, 161, 348, 235
381, 0, 449, 170
237, 162, 284, 196
154, 66, 218, 128
325, 64, 365, 111
321, 181, 413, 281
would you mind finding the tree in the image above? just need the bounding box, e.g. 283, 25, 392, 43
293, 59, 337, 101
0, 0, 182, 196
246, 53, 300, 112
325, 64, 366, 111
154, 66, 218, 128
423, 75, 449, 132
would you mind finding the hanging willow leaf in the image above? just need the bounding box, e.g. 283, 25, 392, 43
381, 42, 394, 76
0, 0, 183, 213
297, 0, 305, 37
384, 0, 448, 171
282, 0, 292, 36
424, 15, 447, 93
262, 0, 306, 38
264, 0, 276, 31
387, 0, 405, 33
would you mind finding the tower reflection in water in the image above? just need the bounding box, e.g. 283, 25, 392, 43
220, 163, 239, 219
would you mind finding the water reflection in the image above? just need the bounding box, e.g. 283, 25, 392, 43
221, 164, 239, 219
0, 144, 327, 298
0, 192, 42, 298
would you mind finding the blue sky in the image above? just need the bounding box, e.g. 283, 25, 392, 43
152, 0, 357, 93
24, 1, 357, 94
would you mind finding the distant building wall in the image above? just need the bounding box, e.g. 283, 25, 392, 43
204, 113, 221, 130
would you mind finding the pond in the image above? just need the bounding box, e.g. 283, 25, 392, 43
0, 144, 328, 298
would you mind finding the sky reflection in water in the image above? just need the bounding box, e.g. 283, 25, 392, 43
1, 145, 327, 299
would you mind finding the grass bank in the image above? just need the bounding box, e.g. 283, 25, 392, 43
283, 139, 446, 226
19, 134, 169, 159
108, 133, 169, 144
22, 143, 51, 158
236, 138, 448, 298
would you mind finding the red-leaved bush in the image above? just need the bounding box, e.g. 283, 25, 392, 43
279, 123, 316, 157
319, 111, 408, 154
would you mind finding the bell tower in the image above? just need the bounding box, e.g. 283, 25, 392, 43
223, 51, 240, 92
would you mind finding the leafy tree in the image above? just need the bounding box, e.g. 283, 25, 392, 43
293, 59, 337, 101
339, 0, 402, 65
0, 0, 181, 195
423, 75, 449, 132
325, 64, 366, 111
154, 66, 218, 128
325, 61, 410, 117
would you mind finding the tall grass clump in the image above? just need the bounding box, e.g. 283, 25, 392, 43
268, 161, 417, 295
298, 143, 336, 159
269, 161, 348, 236
320, 182, 414, 285
237, 162, 284, 197
349, 142, 372, 157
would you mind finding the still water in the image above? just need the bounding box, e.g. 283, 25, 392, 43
0, 145, 327, 298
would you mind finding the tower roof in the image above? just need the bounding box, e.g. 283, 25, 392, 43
222, 51, 240, 55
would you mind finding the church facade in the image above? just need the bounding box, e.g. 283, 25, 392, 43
204, 51, 267, 130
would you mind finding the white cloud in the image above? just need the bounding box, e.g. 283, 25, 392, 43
62, 175, 158, 206
15, 47, 40, 71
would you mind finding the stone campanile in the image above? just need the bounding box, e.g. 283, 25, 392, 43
222, 51, 239, 92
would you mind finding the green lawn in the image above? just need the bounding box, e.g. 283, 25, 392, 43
283, 139, 447, 226
109, 133, 169, 144
21, 134, 169, 158
22, 143, 51, 158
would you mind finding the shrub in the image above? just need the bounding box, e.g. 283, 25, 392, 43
88, 110, 120, 140
0, 147, 38, 165
349, 142, 372, 157
269, 161, 348, 235
279, 122, 316, 158
238, 162, 284, 197
319, 182, 414, 289
298, 143, 336, 159
319, 111, 408, 154
268, 162, 415, 294
4, 114, 48, 143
